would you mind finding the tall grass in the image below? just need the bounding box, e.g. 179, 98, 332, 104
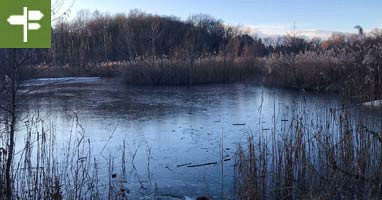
34, 56, 266, 86
264, 50, 382, 101
235, 106, 382, 199
263, 51, 341, 91
34, 50, 381, 102
0, 113, 131, 199
121, 56, 266, 85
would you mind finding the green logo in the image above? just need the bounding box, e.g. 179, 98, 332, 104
0, 0, 51, 48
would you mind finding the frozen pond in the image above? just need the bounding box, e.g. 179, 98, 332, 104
15, 77, 382, 199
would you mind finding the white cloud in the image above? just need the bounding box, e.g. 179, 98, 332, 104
242, 24, 348, 40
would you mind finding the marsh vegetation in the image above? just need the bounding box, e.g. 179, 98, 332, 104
236, 107, 382, 200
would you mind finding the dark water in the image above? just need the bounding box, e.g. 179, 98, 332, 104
15, 77, 382, 199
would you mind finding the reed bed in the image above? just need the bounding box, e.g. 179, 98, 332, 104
33, 51, 381, 102
120, 56, 266, 85
0, 112, 132, 200
235, 106, 382, 200
32, 56, 266, 85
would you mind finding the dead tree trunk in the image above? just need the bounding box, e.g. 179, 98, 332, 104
5, 49, 17, 200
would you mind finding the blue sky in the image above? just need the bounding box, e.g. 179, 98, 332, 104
63, 0, 382, 36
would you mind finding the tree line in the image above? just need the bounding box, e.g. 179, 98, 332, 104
1, 9, 381, 98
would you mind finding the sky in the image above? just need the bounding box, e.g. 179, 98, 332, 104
58, 0, 382, 38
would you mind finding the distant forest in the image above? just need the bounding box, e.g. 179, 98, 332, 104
50, 10, 317, 64
49, 10, 381, 64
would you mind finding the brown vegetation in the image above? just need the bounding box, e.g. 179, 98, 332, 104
235, 107, 382, 199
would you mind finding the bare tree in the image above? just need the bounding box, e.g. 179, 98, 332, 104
0, 1, 73, 198
52, 0, 75, 22
285, 22, 305, 87
146, 21, 162, 65
285, 23, 298, 86
0, 49, 32, 199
